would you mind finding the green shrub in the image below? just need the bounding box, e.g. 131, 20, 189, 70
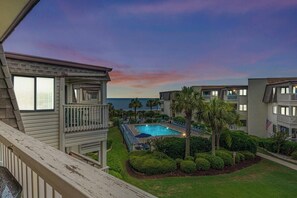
128, 151, 176, 175
239, 151, 255, 160
180, 160, 196, 173
173, 116, 186, 124
215, 150, 233, 166
220, 130, 257, 154
153, 137, 211, 159
209, 156, 224, 170
185, 156, 194, 161
235, 152, 245, 163
176, 158, 183, 168
195, 158, 210, 171
280, 141, 297, 156
291, 151, 297, 160
111, 117, 120, 126
195, 153, 224, 170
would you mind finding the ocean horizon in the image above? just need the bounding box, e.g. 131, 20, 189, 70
107, 98, 159, 111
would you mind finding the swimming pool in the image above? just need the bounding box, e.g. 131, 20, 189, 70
135, 125, 180, 137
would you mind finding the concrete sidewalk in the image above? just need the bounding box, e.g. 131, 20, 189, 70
257, 152, 297, 171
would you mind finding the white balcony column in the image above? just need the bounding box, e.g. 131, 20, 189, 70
99, 140, 107, 167
100, 81, 107, 105
59, 77, 65, 151
67, 83, 73, 103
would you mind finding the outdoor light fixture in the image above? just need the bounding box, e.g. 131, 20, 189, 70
0, 0, 39, 43
182, 133, 186, 137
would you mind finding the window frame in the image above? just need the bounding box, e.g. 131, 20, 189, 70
280, 87, 290, 94
239, 104, 247, 111
273, 106, 278, 114
239, 89, 247, 96
280, 106, 289, 116
13, 75, 55, 112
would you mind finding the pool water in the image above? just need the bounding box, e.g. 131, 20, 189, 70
135, 125, 180, 137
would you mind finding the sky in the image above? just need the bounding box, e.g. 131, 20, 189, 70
4, 0, 297, 98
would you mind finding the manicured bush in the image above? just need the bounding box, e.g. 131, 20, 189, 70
235, 152, 245, 163
280, 141, 297, 156
195, 153, 224, 170
239, 151, 255, 160
175, 158, 183, 168
195, 158, 210, 171
215, 150, 233, 166
180, 160, 196, 173
220, 130, 257, 154
153, 137, 211, 159
185, 156, 194, 161
209, 156, 224, 170
128, 151, 176, 175
291, 151, 297, 160
173, 116, 186, 124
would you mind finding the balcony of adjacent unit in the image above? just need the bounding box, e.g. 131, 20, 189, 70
0, 121, 154, 198
277, 106, 297, 125
277, 85, 297, 102
224, 90, 238, 101
202, 90, 219, 100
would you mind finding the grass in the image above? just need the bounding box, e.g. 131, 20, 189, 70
105, 127, 297, 198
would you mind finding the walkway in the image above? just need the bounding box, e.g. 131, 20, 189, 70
257, 152, 297, 171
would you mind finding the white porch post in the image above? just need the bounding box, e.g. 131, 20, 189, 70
99, 140, 107, 167
100, 81, 107, 104
59, 77, 65, 151
67, 83, 73, 103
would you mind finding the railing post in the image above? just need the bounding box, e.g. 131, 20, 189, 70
59, 77, 65, 151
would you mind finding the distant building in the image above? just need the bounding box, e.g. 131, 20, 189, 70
159, 78, 297, 140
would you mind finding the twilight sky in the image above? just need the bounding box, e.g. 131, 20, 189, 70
4, 0, 297, 98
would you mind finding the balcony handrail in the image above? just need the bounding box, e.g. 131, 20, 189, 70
0, 121, 155, 198
63, 104, 109, 133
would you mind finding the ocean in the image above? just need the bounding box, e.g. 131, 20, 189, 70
107, 98, 159, 111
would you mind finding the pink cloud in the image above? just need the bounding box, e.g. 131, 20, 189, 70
117, 0, 297, 15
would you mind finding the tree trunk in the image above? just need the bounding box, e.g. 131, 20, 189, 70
216, 133, 220, 150
212, 130, 216, 155
185, 115, 192, 157
134, 107, 137, 120
150, 106, 152, 111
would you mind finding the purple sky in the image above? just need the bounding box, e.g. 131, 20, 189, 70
4, 0, 297, 98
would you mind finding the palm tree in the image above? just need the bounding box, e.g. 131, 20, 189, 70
200, 98, 239, 155
171, 86, 204, 157
153, 98, 161, 110
129, 98, 143, 120
108, 103, 115, 118
146, 99, 155, 111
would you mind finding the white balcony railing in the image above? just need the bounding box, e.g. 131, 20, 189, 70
0, 121, 155, 198
64, 104, 108, 133
277, 115, 297, 124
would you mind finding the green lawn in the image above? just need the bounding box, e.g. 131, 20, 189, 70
107, 127, 297, 198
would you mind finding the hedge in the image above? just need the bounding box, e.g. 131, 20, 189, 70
195, 153, 224, 170
153, 137, 211, 159
239, 151, 255, 160
215, 150, 234, 166
129, 151, 177, 175
180, 160, 196, 173
235, 152, 245, 163
195, 158, 210, 171
292, 151, 297, 160
220, 130, 257, 154
258, 138, 297, 156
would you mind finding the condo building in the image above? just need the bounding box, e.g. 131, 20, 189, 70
160, 78, 297, 140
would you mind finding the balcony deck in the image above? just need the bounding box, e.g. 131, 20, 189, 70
0, 121, 155, 198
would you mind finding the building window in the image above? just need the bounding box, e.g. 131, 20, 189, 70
240, 120, 247, 127
203, 91, 210, 96
293, 86, 297, 94
293, 107, 297, 116
280, 106, 289, 116
239, 104, 247, 111
280, 87, 289, 94
239, 89, 247, 96
211, 91, 218, 96
273, 106, 278, 114
272, 87, 276, 95
14, 76, 54, 111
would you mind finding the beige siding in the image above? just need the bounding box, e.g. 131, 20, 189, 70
65, 130, 107, 147
21, 77, 60, 148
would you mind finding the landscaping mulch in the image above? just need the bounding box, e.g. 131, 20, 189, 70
126, 156, 262, 179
